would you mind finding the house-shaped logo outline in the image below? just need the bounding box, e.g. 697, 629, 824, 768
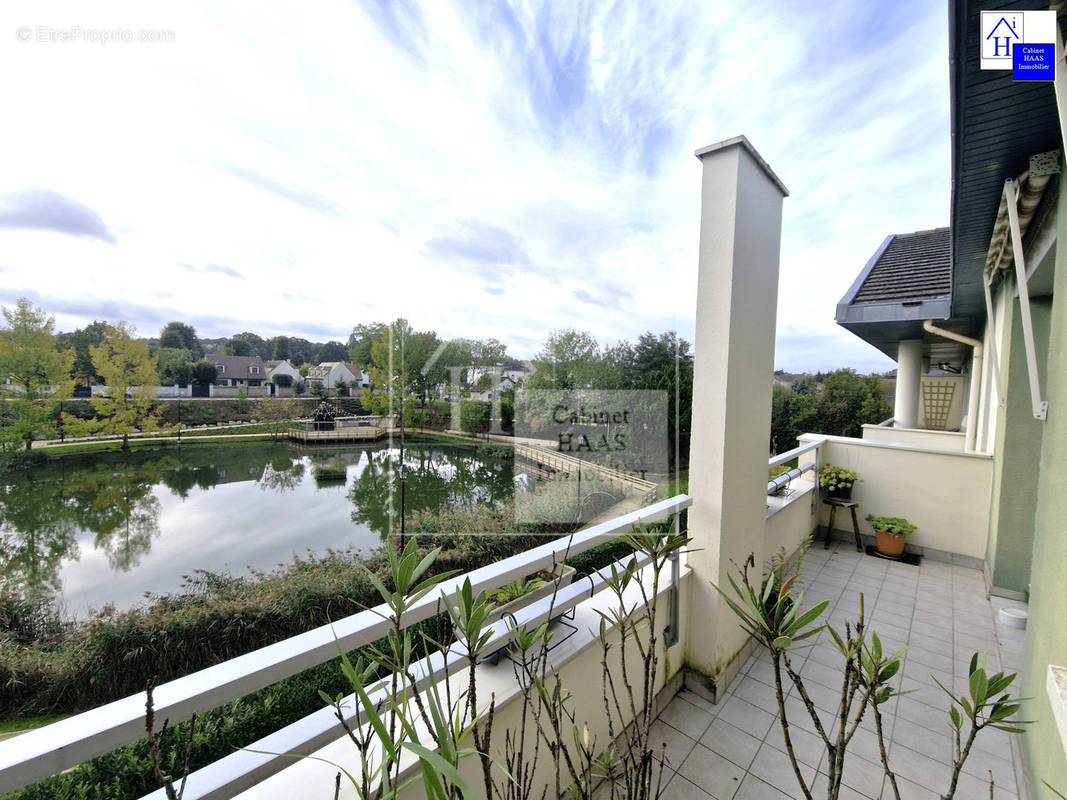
982, 12, 1023, 60
985, 17, 1020, 42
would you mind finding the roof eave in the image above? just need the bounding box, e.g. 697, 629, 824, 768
835, 297, 952, 326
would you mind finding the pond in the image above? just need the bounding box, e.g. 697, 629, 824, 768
0, 438, 516, 618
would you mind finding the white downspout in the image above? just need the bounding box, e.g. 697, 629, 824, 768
922, 320, 983, 452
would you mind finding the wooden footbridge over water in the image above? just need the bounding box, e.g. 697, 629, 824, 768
512, 442, 659, 503
284, 424, 659, 503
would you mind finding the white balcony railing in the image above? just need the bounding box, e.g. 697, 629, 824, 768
0, 494, 692, 798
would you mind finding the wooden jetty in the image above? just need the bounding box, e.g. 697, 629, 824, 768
286, 425, 389, 444
512, 442, 659, 503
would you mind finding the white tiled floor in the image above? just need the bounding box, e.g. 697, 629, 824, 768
651, 544, 1023, 800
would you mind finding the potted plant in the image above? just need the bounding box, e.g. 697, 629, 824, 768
865, 514, 916, 557
819, 465, 858, 499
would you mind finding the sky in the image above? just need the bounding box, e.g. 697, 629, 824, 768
0, 1, 951, 372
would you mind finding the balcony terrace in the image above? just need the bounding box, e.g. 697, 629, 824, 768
1, 102, 1057, 796
648, 544, 1026, 800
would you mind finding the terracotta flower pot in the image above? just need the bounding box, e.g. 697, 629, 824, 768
875, 529, 907, 557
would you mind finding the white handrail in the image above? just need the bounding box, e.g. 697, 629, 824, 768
767, 439, 821, 470
0, 494, 692, 795
141, 550, 659, 800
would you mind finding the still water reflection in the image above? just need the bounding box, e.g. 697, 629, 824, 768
0, 440, 513, 618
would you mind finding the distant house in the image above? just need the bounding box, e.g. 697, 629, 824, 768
265, 359, 301, 384
468, 366, 525, 390
305, 362, 360, 393
207, 355, 268, 387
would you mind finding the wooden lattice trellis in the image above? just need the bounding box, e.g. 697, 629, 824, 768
922, 380, 956, 430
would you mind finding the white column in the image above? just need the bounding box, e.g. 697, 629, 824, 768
684, 137, 788, 691
895, 339, 923, 428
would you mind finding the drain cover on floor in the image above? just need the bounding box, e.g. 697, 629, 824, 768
864, 545, 921, 566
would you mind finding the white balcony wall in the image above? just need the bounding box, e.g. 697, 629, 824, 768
799, 434, 993, 563
236, 568, 692, 800
860, 425, 966, 450
764, 482, 819, 560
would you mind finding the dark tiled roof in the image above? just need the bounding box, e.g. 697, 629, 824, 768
852, 228, 951, 304
208, 355, 266, 379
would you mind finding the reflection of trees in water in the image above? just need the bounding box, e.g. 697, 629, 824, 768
0, 442, 296, 600
161, 444, 275, 498
0, 441, 513, 599
65, 459, 168, 572
349, 445, 514, 537
0, 477, 79, 602
258, 457, 305, 493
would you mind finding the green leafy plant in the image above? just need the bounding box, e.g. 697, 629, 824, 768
505, 525, 689, 800
488, 577, 547, 607
865, 515, 916, 537
935, 654, 1031, 799
717, 551, 1027, 800
312, 464, 347, 482
818, 464, 857, 492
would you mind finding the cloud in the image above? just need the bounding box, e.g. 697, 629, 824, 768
179, 263, 244, 279
219, 164, 343, 217
0, 0, 951, 371
0, 189, 116, 244
425, 222, 529, 267
573, 285, 631, 309
362, 0, 429, 62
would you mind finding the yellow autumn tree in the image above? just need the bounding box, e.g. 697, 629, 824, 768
0, 299, 73, 452
65, 322, 164, 448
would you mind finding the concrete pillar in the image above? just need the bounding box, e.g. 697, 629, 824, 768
895, 339, 923, 428
684, 136, 788, 692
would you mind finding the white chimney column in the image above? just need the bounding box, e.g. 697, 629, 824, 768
684, 136, 788, 695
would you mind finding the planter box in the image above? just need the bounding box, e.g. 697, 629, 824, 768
484, 564, 577, 627
453, 564, 576, 665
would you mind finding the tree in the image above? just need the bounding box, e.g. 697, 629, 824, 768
155, 347, 196, 386
768, 369, 893, 447
459, 400, 491, 435
470, 337, 508, 367
65, 322, 164, 449
192, 360, 218, 385
269, 335, 291, 361
227, 332, 269, 359
0, 299, 74, 452
223, 337, 252, 357
366, 319, 442, 403
293, 379, 306, 396
288, 337, 314, 366
818, 369, 889, 438
527, 329, 603, 389
57, 320, 109, 385
158, 322, 201, 358
271, 373, 293, 388
319, 340, 349, 362
348, 323, 387, 367
334, 378, 348, 397
770, 385, 819, 453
